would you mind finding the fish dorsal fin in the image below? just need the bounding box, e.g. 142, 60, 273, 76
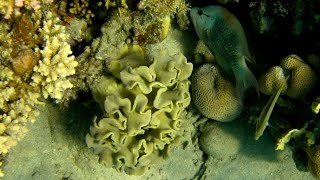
242, 39, 255, 64
239, 25, 255, 64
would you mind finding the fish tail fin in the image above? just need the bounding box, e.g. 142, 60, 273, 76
235, 64, 259, 99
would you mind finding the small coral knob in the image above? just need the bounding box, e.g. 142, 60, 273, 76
11, 49, 38, 78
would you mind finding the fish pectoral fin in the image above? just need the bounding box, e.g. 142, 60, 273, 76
244, 55, 256, 64
205, 29, 212, 39
235, 63, 259, 99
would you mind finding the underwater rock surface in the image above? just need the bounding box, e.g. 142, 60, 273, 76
2, 27, 313, 180
1, 0, 320, 178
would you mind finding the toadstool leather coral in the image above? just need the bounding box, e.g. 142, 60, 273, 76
86, 46, 192, 175
191, 63, 243, 122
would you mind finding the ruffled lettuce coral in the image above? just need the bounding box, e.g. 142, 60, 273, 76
86, 46, 192, 175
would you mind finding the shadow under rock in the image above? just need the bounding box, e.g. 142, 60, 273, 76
197, 114, 280, 165
47, 92, 101, 146
235, 118, 281, 162
202, 117, 281, 162
178, 27, 199, 59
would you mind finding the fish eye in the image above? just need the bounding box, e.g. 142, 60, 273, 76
198, 10, 203, 15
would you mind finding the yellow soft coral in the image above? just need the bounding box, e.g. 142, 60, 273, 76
31, 11, 78, 102
275, 126, 307, 150
0, 0, 41, 19
105, 0, 128, 9
0, 64, 41, 177
311, 96, 320, 114
69, 0, 95, 21
137, 0, 189, 29
191, 63, 243, 122
86, 47, 192, 175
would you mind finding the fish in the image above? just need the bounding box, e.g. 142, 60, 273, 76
255, 82, 284, 140
190, 5, 259, 98
255, 75, 289, 140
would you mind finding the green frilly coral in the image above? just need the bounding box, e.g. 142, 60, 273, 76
86, 46, 193, 175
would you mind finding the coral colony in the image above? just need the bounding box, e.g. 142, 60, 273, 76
1, 0, 320, 179
86, 46, 192, 175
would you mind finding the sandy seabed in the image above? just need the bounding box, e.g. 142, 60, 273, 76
3, 27, 314, 180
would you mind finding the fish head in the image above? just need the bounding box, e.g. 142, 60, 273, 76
190, 6, 219, 40
191, 6, 240, 38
